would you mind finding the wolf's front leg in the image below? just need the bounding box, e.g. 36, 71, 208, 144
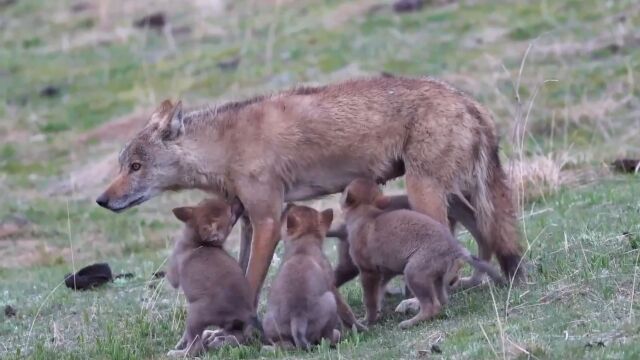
237, 181, 284, 308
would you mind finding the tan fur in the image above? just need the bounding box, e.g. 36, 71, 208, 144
262, 205, 341, 350
166, 198, 254, 357
331, 193, 507, 289
340, 179, 504, 329
96, 75, 524, 308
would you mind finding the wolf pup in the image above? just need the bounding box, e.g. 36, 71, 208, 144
165, 197, 256, 357
330, 194, 495, 290
263, 205, 341, 350
341, 179, 505, 329
97, 75, 524, 308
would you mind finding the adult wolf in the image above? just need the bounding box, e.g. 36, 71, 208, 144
96, 75, 524, 306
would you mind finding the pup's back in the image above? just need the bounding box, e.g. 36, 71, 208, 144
179, 247, 253, 322
263, 205, 339, 349
371, 209, 464, 272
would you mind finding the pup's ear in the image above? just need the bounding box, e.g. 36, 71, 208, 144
319, 209, 333, 232
341, 189, 357, 208
160, 101, 184, 141
374, 195, 391, 209
229, 197, 245, 224
286, 210, 300, 236
172, 206, 193, 223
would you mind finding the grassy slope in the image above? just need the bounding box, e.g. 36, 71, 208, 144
1, 0, 639, 359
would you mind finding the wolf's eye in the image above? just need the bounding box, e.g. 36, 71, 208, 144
130, 162, 142, 172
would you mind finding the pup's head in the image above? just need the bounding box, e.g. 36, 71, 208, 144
281, 204, 333, 245
172, 197, 243, 246
96, 100, 188, 212
340, 178, 390, 212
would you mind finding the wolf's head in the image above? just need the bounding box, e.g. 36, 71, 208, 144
96, 100, 188, 212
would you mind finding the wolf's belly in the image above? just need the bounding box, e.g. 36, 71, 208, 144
284, 157, 405, 202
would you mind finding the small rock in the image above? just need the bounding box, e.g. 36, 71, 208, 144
133, 12, 166, 30
115, 272, 134, 280
417, 349, 429, 357
70, 2, 91, 13
39, 85, 61, 98
152, 270, 165, 279
216, 56, 241, 71
393, 0, 424, 13
0, 0, 17, 8
431, 344, 442, 354
4, 305, 17, 318
611, 158, 639, 173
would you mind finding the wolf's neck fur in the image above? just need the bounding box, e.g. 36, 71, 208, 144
180, 84, 326, 130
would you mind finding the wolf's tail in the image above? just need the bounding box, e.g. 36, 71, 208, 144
290, 316, 311, 350
470, 108, 524, 283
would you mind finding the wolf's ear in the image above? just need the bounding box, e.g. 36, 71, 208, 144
161, 101, 184, 141
172, 206, 193, 223
319, 209, 333, 232
374, 195, 391, 209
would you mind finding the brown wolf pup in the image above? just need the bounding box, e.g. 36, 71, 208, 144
327, 191, 500, 289
331, 194, 495, 290
262, 205, 341, 350
165, 198, 256, 357
96, 75, 523, 309
340, 179, 505, 329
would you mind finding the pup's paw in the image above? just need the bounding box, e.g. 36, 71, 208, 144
395, 298, 420, 314
209, 335, 240, 349
398, 319, 414, 330
456, 276, 484, 290
352, 321, 368, 333
166, 349, 187, 358
202, 329, 225, 348
331, 329, 341, 345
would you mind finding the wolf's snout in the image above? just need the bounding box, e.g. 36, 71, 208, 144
96, 193, 110, 209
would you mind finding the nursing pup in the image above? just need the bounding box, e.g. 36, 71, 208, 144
330, 193, 495, 290
341, 179, 505, 329
165, 198, 256, 357
263, 205, 341, 350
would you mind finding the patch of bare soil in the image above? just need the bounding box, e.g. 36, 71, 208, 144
77, 108, 151, 145
323, 0, 385, 29
0, 215, 31, 239
46, 152, 118, 197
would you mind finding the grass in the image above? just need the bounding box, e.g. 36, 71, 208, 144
1, 0, 639, 359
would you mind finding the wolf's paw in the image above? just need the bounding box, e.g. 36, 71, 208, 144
395, 298, 420, 314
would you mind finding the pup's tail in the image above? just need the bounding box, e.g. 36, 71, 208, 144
290, 316, 311, 350
464, 254, 506, 286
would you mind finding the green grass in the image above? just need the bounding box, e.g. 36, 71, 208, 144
2, 176, 640, 359
1, 0, 639, 358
